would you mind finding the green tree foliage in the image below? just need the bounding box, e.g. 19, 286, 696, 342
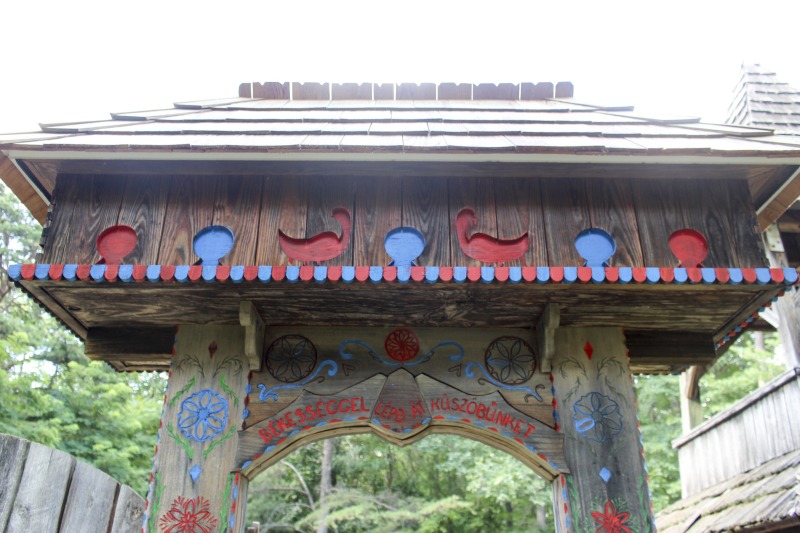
247, 435, 553, 532
0, 183, 164, 495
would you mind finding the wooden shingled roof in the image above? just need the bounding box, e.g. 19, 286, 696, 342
4, 80, 800, 227
728, 64, 800, 135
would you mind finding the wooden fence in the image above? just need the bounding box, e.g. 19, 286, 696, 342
0, 434, 144, 533
673, 367, 800, 497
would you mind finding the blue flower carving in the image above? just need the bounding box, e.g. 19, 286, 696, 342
573, 392, 623, 443
177, 389, 229, 442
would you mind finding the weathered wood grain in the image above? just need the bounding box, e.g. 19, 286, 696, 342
40, 175, 79, 264
213, 176, 264, 265
109, 484, 145, 533
679, 179, 736, 267
715, 179, 767, 267
402, 177, 450, 265
6, 441, 75, 532
540, 178, 591, 265
353, 177, 401, 265
59, 460, 118, 533
305, 177, 356, 265
632, 179, 687, 266
0, 434, 30, 531
256, 176, 308, 265
586, 178, 644, 266
495, 178, 547, 266
85, 327, 176, 360
157, 175, 217, 265
117, 176, 170, 264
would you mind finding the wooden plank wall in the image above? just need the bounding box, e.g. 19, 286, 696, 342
675, 369, 800, 497
41, 174, 768, 268
0, 433, 145, 533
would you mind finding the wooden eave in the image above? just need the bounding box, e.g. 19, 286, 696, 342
9, 263, 797, 374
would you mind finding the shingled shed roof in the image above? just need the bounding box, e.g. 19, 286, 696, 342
656, 447, 800, 532
728, 64, 800, 135
3, 80, 800, 227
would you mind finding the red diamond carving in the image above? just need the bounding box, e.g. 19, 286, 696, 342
583, 342, 593, 360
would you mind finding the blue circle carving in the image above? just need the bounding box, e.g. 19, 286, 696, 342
177, 389, 229, 442
573, 392, 623, 443
574, 228, 616, 267
193, 225, 235, 266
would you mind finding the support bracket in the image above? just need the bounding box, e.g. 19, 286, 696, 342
536, 303, 560, 373
240, 301, 265, 371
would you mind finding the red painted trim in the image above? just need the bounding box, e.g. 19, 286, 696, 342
605, 267, 619, 283
659, 268, 674, 283
327, 266, 342, 281
522, 267, 536, 282
272, 266, 286, 281
355, 266, 370, 282
21, 264, 35, 280
49, 264, 64, 281
160, 265, 176, 281
384, 266, 397, 282
632, 267, 647, 283
495, 266, 509, 282
577, 266, 592, 283
687, 268, 702, 283
244, 266, 259, 281
742, 268, 757, 284
216, 266, 231, 281
300, 265, 314, 281
467, 266, 481, 282
105, 264, 119, 282
550, 267, 564, 283
76, 264, 90, 280
411, 266, 425, 282
437, 266, 451, 282
715, 268, 729, 284
771, 268, 785, 283
187, 265, 202, 282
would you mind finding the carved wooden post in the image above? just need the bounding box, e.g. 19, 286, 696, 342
143, 325, 250, 533
551, 327, 655, 533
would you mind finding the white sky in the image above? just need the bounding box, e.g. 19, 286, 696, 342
2, 0, 800, 132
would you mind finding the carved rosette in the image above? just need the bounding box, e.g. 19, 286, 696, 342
265, 335, 318, 383
384, 328, 420, 362
484, 336, 536, 385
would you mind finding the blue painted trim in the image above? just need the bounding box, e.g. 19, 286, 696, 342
63, 264, 78, 281
785, 268, 799, 284
592, 266, 605, 284
314, 266, 327, 282
119, 264, 134, 281
481, 267, 494, 283
756, 268, 771, 285
201, 265, 216, 281
35, 264, 50, 280
426, 266, 439, 283
397, 266, 411, 282
509, 266, 522, 283
701, 268, 716, 284
674, 268, 688, 284
728, 268, 742, 284
90, 264, 106, 281
618, 267, 632, 284
286, 265, 300, 282
258, 265, 271, 282
369, 266, 383, 283
453, 266, 467, 283
230, 265, 244, 282
8, 264, 21, 280
146, 265, 161, 282
563, 267, 577, 283
342, 266, 355, 283
173, 265, 189, 282
536, 267, 549, 283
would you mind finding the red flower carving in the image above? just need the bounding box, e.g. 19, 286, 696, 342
160, 496, 218, 533
384, 328, 420, 361
591, 501, 631, 533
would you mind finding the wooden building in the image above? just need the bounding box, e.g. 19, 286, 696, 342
2, 80, 800, 532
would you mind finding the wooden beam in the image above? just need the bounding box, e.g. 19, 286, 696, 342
0, 154, 48, 223
758, 165, 800, 231
84, 327, 176, 361
535, 303, 559, 372
625, 331, 717, 367
239, 301, 265, 371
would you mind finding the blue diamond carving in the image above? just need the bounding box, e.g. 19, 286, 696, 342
189, 464, 202, 482
599, 467, 612, 483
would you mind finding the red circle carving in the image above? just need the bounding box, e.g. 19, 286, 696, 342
384, 328, 420, 361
